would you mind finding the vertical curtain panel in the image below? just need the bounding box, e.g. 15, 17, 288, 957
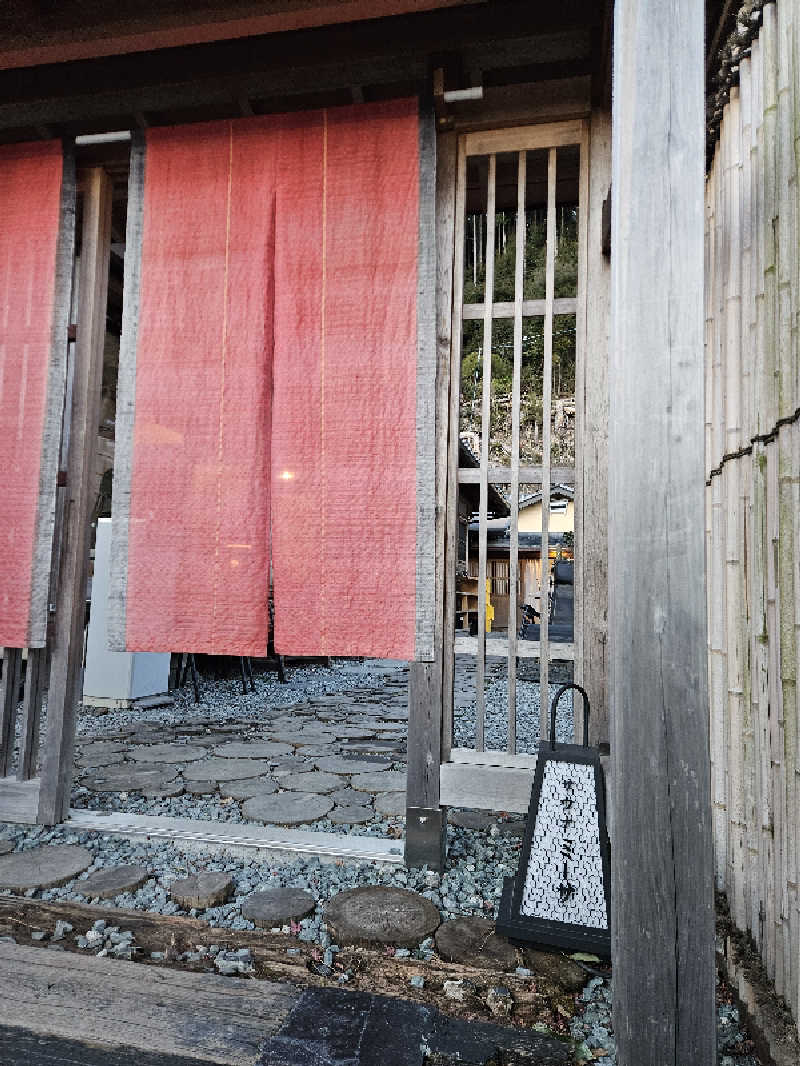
110, 122, 277, 656
0, 141, 74, 648
111, 100, 434, 661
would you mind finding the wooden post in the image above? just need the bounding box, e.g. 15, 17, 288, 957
609, 1, 715, 1062
405, 116, 450, 871
38, 167, 112, 825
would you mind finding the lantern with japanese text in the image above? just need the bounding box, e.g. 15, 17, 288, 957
496, 683, 611, 958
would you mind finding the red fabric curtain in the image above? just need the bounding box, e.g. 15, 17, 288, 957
0, 141, 64, 648
124, 120, 277, 655
271, 99, 420, 658
115, 100, 427, 659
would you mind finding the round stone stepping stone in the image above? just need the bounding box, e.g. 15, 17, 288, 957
183, 758, 275, 782
0, 841, 13, 856
330, 787, 372, 807
448, 809, 498, 832
128, 743, 208, 763
242, 792, 334, 826
77, 741, 127, 756
142, 781, 185, 799
342, 742, 399, 754
270, 758, 313, 774
435, 917, 518, 971
82, 764, 178, 793
0, 845, 92, 891
324, 886, 440, 948
329, 726, 375, 738
213, 741, 293, 759
79, 864, 150, 899
275, 771, 342, 794
315, 755, 391, 775
521, 948, 587, 992
351, 770, 407, 793
219, 777, 278, 800
77, 751, 127, 769
170, 871, 234, 910
241, 888, 316, 927
329, 805, 374, 825
374, 792, 406, 817
186, 780, 218, 796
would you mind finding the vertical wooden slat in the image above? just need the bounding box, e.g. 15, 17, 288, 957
38, 167, 112, 825
0, 648, 23, 777
538, 148, 556, 744
442, 138, 468, 763
475, 153, 496, 752
506, 150, 525, 754
17, 647, 45, 781
573, 122, 590, 742
610, 1, 715, 1062
581, 111, 611, 747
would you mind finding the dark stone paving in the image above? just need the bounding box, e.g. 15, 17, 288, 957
169, 871, 234, 909
258, 987, 574, 1066
79, 864, 150, 900
0, 1025, 229, 1066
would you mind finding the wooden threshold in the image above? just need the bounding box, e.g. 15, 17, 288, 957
66, 810, 404, 865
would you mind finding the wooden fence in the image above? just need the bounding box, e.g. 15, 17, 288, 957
705, 0, 800, 1033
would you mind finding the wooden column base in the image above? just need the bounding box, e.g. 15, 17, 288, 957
404, 806, 446, 872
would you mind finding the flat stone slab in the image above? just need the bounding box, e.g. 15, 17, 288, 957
128, 743, 208, 763
275, 771, 342, 794
183, 758, 276, 782
79, 863, 150, 899
242, 792, 334, 826
213, 741, 293, 759
169, 871, 234, 909
325, 886, 440, 948
373, 792, 406, 817
315, 756, 392, 775
82, 764, 178, 793
328, 805, 374, 825
0, 845, 92, 891
76, 751, 128, 768
141, 781, 185, 798
350, 770, 407, 793
185, 780, 218, 795
435, 917, 518, 971
448, 810, 498, 832
241, 887, 316, 927
76, 742, 128, 756
330, 787, 373, 807
219, 777, 279, 800
0, 841, 14, 856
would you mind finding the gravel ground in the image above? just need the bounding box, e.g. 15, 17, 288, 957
0, 820, 521, 937
570, 975, 763, 1065
453, 674, 575, 752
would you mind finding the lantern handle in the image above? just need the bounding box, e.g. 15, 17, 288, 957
549, 682, 591, 750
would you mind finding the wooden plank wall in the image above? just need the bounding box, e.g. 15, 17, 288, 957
705, 0, 800, 1035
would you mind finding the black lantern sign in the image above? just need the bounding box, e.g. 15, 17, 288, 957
496, 683, 611, 958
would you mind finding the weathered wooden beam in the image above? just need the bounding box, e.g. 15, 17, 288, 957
609, 1, 715, 1062
38, 167, 112, 826
406, 112, 449, 873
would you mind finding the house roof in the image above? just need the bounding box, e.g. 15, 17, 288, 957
458, 441, 510, 519
518, 484, 574, 510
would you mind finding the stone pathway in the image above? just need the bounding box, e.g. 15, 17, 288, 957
71, 663, 412, 832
